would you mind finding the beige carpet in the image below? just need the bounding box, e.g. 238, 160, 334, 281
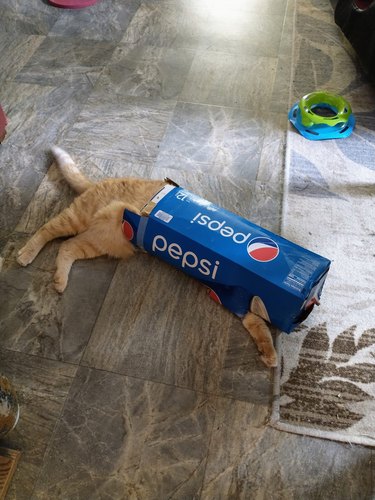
271, 0, 375, 446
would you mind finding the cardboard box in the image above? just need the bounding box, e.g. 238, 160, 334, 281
122, 183, 331, 333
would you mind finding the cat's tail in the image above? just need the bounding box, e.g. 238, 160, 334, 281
51, 146, 94, 194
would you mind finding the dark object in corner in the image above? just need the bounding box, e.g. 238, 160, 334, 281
334, 0, 375, 83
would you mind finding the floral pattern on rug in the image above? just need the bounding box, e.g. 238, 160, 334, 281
280, 324, 375, 431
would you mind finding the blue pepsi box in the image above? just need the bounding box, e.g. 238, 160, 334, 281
122, 182, 330, 333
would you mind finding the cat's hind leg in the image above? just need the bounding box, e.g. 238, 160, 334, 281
53, 201, 137, 292
54, 231, 107, 292
242, 312, 277, 368
17, 207, 82, 267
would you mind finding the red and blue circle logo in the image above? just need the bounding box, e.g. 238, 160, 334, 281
247, 237, 279, 262
122, 220, 134, 241
207, 288, 222, 304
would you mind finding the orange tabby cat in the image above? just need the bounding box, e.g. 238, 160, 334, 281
17, 147, 277, 368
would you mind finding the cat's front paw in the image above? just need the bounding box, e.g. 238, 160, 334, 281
53, 272, 68, 293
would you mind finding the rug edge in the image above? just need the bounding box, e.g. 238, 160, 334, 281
268, 419, 375, 448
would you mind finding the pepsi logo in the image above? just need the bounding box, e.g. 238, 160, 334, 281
122, 220, 134, 241
207, 288, 222, 304
247, 237, 279, 262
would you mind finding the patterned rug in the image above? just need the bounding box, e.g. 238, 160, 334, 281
271, 0, 375, 446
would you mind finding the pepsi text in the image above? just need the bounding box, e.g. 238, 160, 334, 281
152, 234, 220, 280
190, 212, 251, 244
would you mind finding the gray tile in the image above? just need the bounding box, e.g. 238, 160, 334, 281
32, 367, 215, 499
270, 52, 294, 114
270, 3, 294, 113
82, 255, 233, 394
0, 33, 44, 85
49, 0, 141, 42
0, 146, 47, 252
70, 152, 155, 179
1, 80, 93, 154
0, 239, 117, 364
96, 44, 195, 100
279, 0, 295, 57
79, 154, 156, 179
257, 112, 288, 194
250, 0, 288, 15
218, 317, 274, 405
121, 1, 219, 50
201, 398, 269, 498
0, 0, 60, 35
16, 37, 116, 86
0, 349, 76, 500
143, 0, 288, 16
142, 0, 288, 15
63, 93, 176, 162
123, 1, 284, 56
179, 51, 278, 110
155, 102, 266, 181
196, 12, 284, 57
203, 420, 374, 499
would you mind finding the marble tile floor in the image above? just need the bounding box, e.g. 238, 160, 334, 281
0, 0, 373, 498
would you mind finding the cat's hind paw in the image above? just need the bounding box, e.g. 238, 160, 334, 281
17, 245, 36, 267
53, 272, 68, 293
260, 352, 278, 368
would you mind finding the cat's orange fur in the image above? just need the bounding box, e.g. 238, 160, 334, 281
17, 147, 277, 368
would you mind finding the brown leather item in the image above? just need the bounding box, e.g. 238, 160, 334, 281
0, 448, 21, 499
